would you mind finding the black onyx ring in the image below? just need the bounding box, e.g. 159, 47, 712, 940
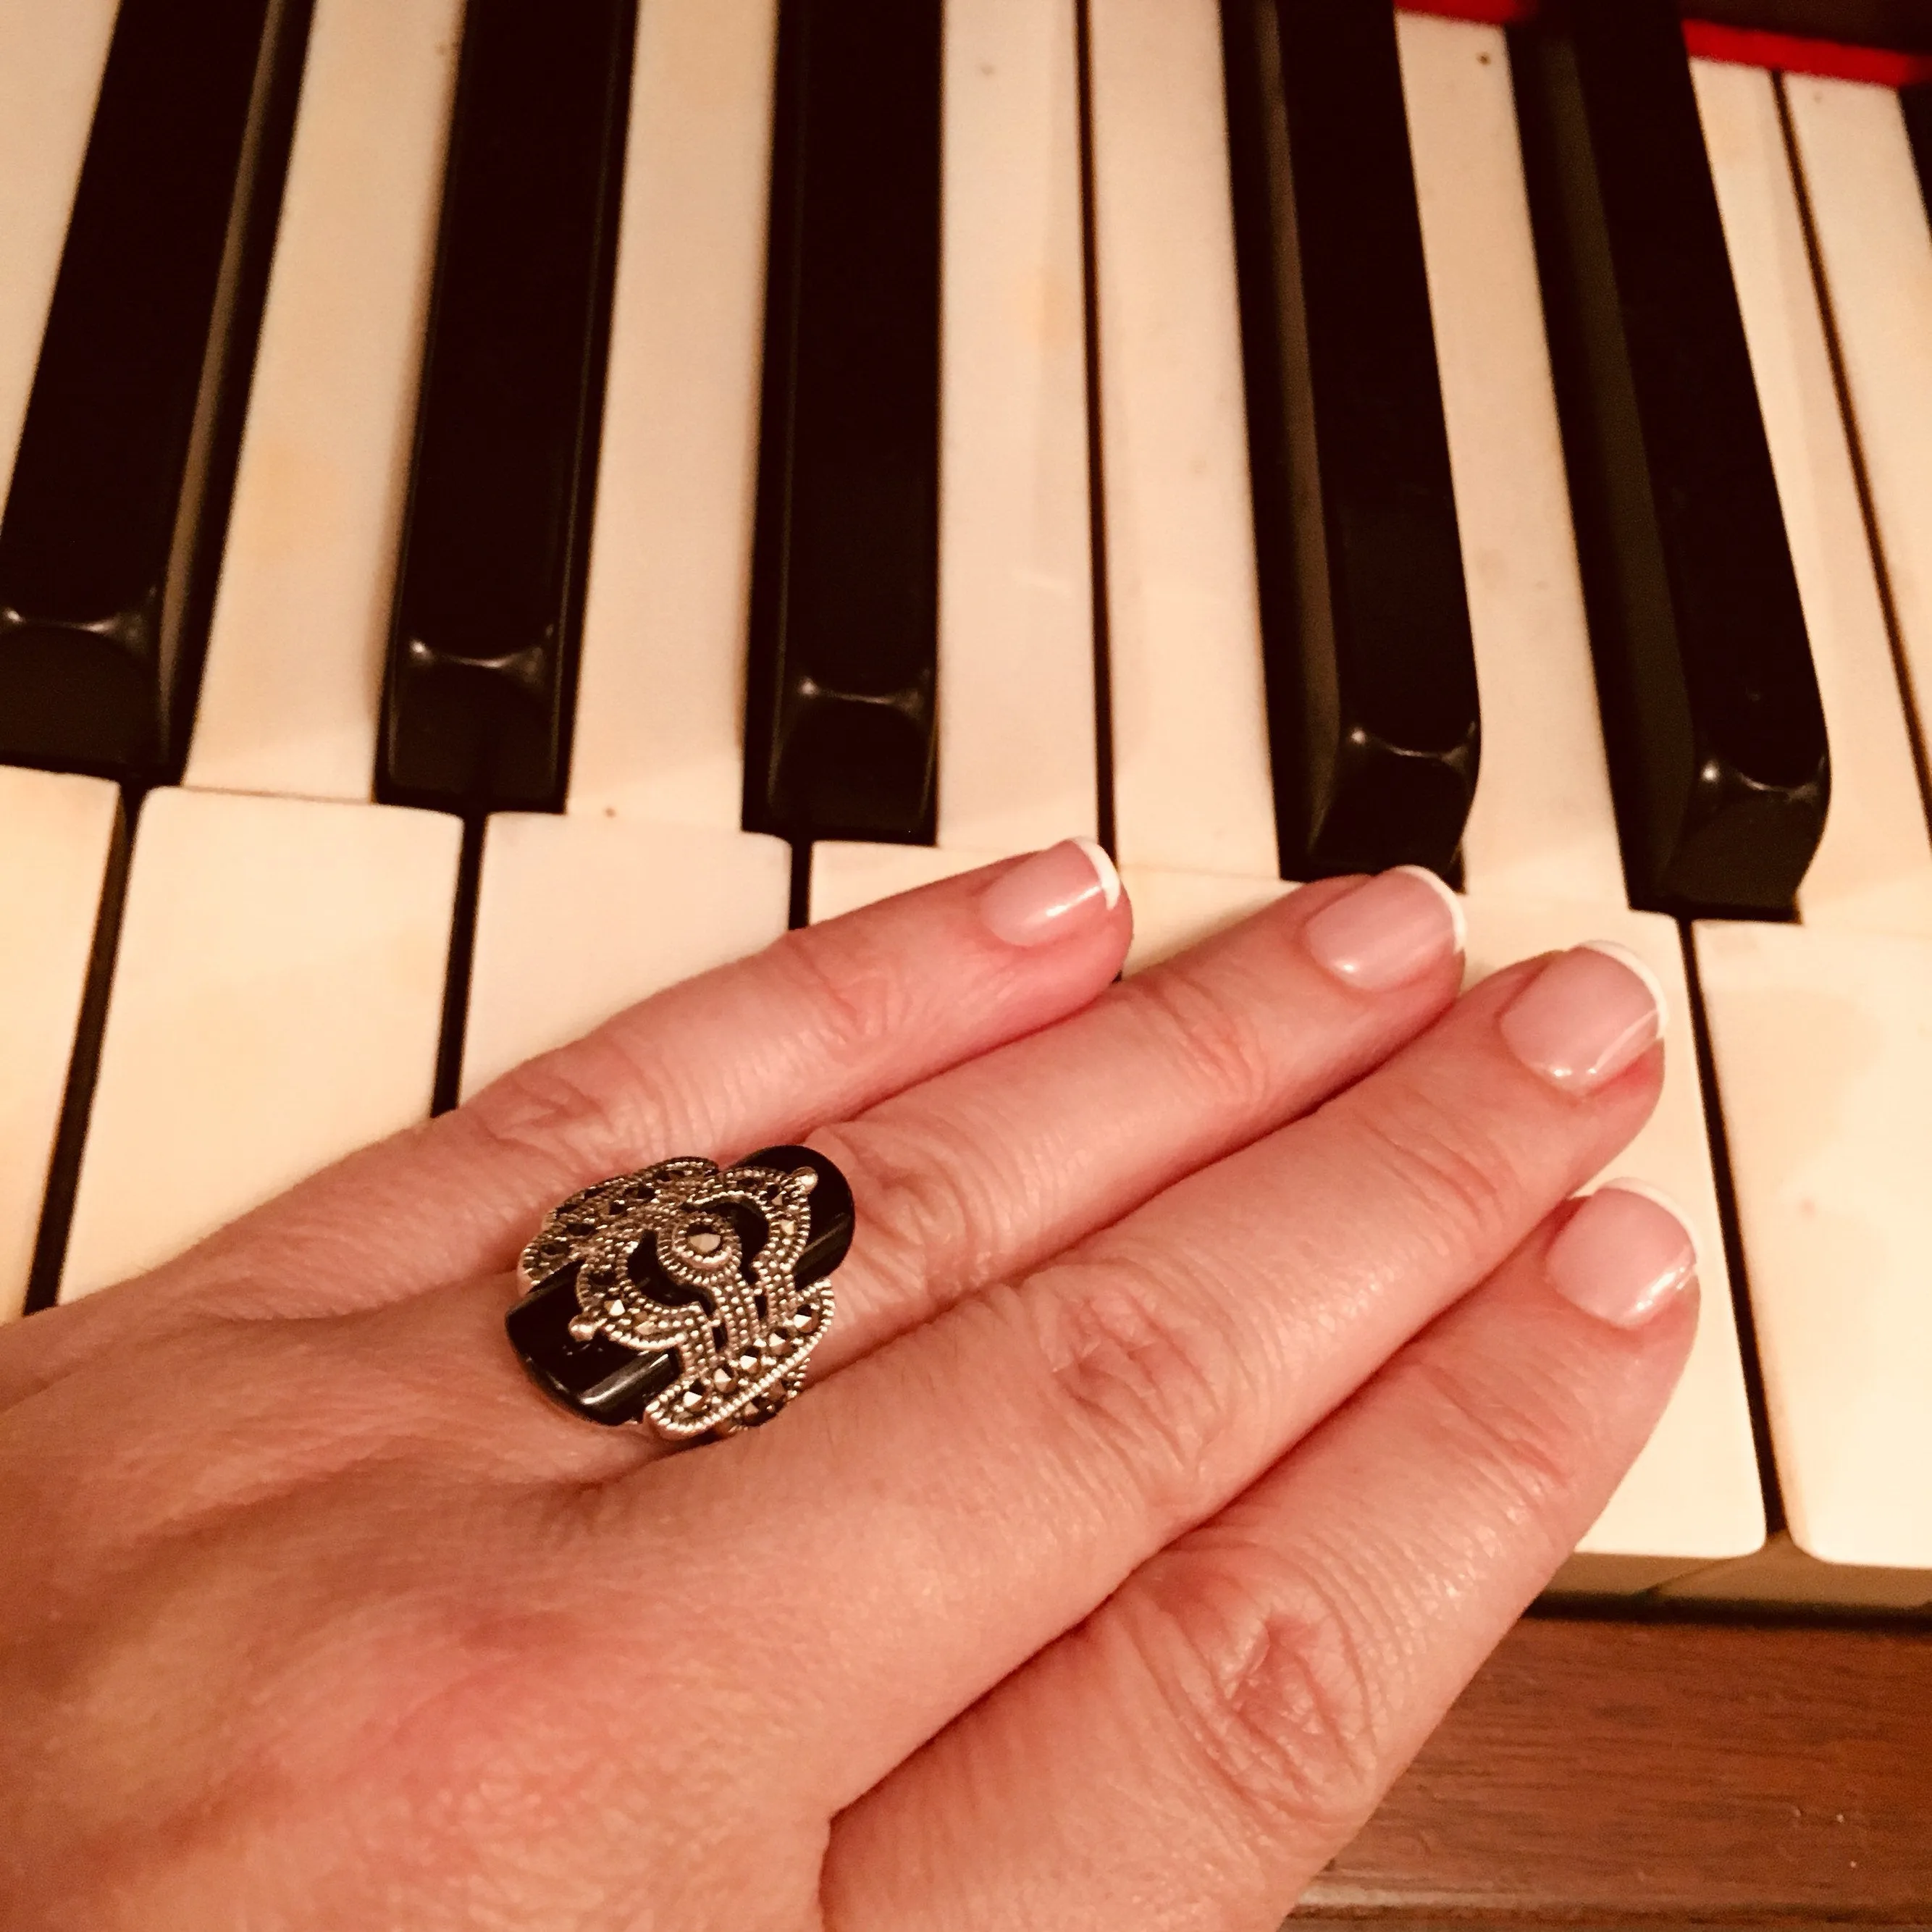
505, 1147, 854, 1438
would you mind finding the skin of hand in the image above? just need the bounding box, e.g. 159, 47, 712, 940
0, 847, 1697, 1932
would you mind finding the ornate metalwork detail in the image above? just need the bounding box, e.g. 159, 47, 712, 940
517, 1155, 833, 1438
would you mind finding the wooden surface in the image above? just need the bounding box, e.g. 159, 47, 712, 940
1293, 1611, 1932, 1925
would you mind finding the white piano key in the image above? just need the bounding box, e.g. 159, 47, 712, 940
0, 769, 119, 1316
0, 0, 119, 505
460, 816, 790, 1100
808, 843, 989, 925
1680, 920, 1932, 1605
60, 789, 459, 1296
184, 0, 463, 801
1119, 867, 1295, 975
1694, 59, 1932, 938
1462, 899, 1763, 1591
1783, 75, 1932, 801
1395, 13, 1624, 907
936, 0, 1096, 853
566, 0, 778, 824
1088, 0, 1278, 879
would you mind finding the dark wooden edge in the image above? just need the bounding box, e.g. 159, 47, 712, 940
1288, 1612, 1932, 1924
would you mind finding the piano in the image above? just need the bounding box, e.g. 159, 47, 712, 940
0, 0, 1927, 1915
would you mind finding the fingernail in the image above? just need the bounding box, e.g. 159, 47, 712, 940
1546, 1180, 1698, 1327
1301, 865, 1465, 991
980, 838, 1122, 946
1498, 941, 1666, 1093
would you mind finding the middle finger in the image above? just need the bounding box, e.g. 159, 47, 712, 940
807, 868, 1466, 1372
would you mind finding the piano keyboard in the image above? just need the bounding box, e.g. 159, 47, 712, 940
2, 0, 1930, 1617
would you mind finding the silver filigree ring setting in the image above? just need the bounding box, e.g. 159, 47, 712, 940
505, 1146, 854, 1438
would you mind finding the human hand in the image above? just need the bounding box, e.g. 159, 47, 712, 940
0, 844, 1694, 1930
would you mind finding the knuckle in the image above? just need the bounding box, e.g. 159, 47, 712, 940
1123, 1550, 1385, 1842
1027, 1257, 1243, 1526
767, 920, 911, 1069
1117, 965, 1279, 1123
459, 1034, 666, 1185
810, 1120, 986, 1327
1390, 1347, 1581, 1523
1342, 1089, 1520, 1259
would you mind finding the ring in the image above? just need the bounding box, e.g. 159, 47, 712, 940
505, 1146, 854, 1437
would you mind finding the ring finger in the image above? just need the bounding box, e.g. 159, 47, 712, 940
806, 865, 1466, 1372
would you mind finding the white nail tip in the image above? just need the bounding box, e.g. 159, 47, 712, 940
1577, 938, 1669, 1039
1594, 1177, 1704, 1271
1072, 836, 1122, 911
1389, 863, 1466, 954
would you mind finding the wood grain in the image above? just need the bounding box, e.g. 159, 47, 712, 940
1292, 1613, 1932, 1925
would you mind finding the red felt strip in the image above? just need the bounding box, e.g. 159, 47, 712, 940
1395, 0, 1540, 25
1393, 1, 1932, 87
1680, 18, 1932, 86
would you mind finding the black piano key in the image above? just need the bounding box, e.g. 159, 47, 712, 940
1899, 77, 1932, 230
743, 0, 942, 846
0, 0, 309, 783
379, 0, 635, 814
1511, 0, 1829, 917
1221, 0, 1480, 883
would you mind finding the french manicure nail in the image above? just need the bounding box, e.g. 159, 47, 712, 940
1546, 1180, 1699, 1327
980, 838, 1122, 946
1498, 941, 1666, 1093
1302, 866, 1466, 991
